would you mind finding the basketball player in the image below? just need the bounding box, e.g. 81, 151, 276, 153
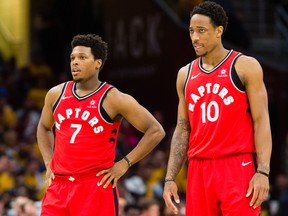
163, 1, 272, 215
37, 34, 165, 215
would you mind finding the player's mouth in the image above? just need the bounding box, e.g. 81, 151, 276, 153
72, 68, 81, 74
193, 43, 203, 51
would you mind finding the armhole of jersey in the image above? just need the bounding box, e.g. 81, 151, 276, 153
231, 55, 245, 92
184, 61, 193, 96
52, 82, 68, 112
100, 86, 114, 124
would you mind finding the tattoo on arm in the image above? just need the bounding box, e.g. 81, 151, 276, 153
167, 118, 190, 178
256, 150, 270, 173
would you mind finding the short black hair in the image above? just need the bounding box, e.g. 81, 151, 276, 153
71, 34, 108, 70
190, 1, 228, 33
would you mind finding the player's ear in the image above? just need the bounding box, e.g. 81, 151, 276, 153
216, 26, 224, 38
95, 59, 102, 70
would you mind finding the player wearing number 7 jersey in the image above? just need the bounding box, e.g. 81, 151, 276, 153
37, 34, 165, 216
163, 1, 272, 216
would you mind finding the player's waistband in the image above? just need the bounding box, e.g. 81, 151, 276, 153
189, 152, 256, 160
54, 170, 100, 182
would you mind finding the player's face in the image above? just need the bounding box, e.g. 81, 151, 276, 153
189, 14, 222, 57
70, 46, 101, 82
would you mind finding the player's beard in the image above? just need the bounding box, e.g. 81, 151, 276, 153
196, 50, 208, 57
73, 78, 82, 83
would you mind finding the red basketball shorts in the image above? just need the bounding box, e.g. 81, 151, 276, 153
186, 153, 260, 216
41, 172, 119, 216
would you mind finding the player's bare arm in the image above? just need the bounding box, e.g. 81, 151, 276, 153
97, 87, 165, 188
37, 84, 65, 186
165, 66, 191, 179
235, 55, 272, 208
163, 66, 191, 215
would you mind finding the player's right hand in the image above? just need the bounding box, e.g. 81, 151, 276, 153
163, 181, 180, 215
45, 167, 55, 187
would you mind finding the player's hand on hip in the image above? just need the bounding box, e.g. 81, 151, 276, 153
163, 181, 180, 215
96, 160, 129, 189
246, 173, 269, 209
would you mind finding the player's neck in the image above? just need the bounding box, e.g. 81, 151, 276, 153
201, 47, 229, 69
74, 79, 101, 96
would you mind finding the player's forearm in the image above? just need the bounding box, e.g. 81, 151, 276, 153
37, 126, 55, 169
254, 118, 272, 174
165, 127, 189, 179
125, 123, 165, 165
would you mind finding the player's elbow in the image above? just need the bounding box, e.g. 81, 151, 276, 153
153, 124, 166, 142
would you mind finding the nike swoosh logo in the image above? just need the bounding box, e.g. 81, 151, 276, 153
62, 96, 73, 100
242, 161, 252, 166
191, 73, 201, 80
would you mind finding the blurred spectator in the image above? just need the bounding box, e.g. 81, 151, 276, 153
124, 203, 142, 216
22, 159, 46, 200
0, 191, 13, 215
163, 205, 175, 216
138, 197, 160, 216
0, 154, 16, 193
269, 173, 288, 216
28, 51, 52, 79
8, 196, 38, 216
124, 169, 149, 204
26, 75, 49, 110
119, 196, 128, 216
15, 98, 41, 141
0, 85, 17, 131
0, 196, 4, 215
6, 66, 32, 109
146, 149, 167, 199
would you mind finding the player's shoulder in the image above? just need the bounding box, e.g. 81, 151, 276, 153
236, 54, 261, 69
103, 85, 139, 118
177, 62, 191, 77
49, 82, 66, 95
45, 82, 66, 103
105, 86, 127, 104
177, 62, 193, 83
235, 54, 263, 83
180, 62, 191, 72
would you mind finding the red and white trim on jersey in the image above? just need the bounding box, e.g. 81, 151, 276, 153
185, 50, 255, 159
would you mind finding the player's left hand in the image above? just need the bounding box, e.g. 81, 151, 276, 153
96, 159, 129, 189
246, 172, 269, 209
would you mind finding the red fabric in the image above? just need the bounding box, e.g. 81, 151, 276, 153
41, 173, 119, 216
185, 50, 255, 159
185, 154, 260, 216
51, 81, 121, 174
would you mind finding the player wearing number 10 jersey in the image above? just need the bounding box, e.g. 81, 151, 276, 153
185, 49, 254, 158
163, 1, 272, 216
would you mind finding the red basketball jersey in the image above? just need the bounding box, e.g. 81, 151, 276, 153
185, 50, 255, 159
51, 81, 121, 174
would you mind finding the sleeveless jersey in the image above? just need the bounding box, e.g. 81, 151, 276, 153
185, 50, 255, 159
51, 81, 121, 175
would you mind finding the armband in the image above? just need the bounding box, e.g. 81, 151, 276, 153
123, 156, 132, 167
164, 178, 175, 183
256, 170, 269, 177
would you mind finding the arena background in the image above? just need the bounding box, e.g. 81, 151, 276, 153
1, 0, 288, 199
